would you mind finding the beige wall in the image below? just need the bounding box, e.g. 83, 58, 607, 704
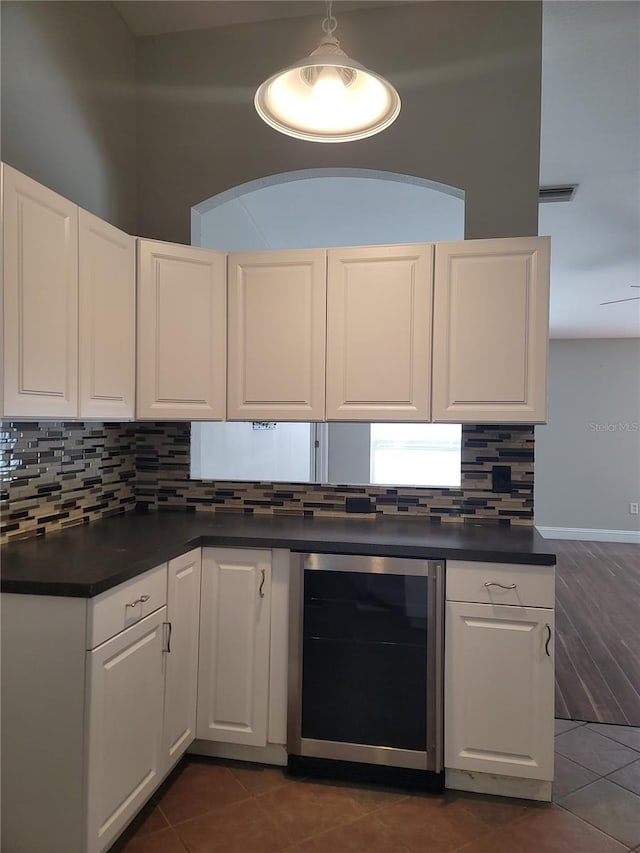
136, 1, 542, 243
0, 1, 137, 232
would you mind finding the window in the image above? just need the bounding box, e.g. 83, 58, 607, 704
192, 422, 462, 488
370, 423, 461, 487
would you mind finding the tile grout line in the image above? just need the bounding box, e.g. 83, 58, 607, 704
554, 802, 635, 847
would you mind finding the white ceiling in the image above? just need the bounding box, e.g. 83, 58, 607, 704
538, 0, 639, 338
115, 0, 640, 339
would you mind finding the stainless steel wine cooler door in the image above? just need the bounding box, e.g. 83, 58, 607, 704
287, 553, 445, 773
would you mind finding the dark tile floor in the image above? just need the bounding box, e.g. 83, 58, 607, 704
110, 721, 640, 853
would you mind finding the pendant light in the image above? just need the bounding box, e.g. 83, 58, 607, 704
254, 1, 401, 143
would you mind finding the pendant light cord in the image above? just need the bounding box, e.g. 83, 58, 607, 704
322, 0, 338, 37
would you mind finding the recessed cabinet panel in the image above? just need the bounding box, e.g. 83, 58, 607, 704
197, 548, 271, 747
432, 237, 549, 423
137, 240, 227, 419
2, 163, 78, 417
445, 600, 554, 780
85, 608, 166, 853
163, 549, 202, 769
79, 210, 135, 419
326, 244, 433, 420
227, 250, 326, 420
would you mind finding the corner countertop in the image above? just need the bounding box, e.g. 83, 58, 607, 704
0, 512, 556, 598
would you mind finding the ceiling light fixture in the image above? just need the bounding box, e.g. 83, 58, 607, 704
254, 1, 401, 143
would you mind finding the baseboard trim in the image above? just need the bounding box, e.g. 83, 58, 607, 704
188, 740, 288, 766
446, 768, 552, 802
535, 526, 640, 544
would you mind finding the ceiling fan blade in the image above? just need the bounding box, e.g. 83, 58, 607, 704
600, 296, 640, 305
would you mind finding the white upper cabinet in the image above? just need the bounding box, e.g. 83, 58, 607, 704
78, 210, 135, 419
227, 249, 327, 421
137, 240, 227, 420
2, 163, 79, 417
432, 237, 550, 423
326, 244, 433, 421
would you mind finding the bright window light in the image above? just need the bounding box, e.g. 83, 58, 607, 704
370, 423, 462, 488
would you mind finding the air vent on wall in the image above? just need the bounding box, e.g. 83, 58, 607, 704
538, 185, 578, 203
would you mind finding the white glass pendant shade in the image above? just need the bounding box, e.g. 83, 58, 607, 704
255, 36, 401, 143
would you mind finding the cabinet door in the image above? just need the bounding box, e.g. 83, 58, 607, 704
85, 607, 166, 853
197, 548, 271, 746
445, 600, 554, 780
163, 549, 202, 771
227, 249, 326, 420
79, 210, 135, 419
2, 163, 78, 417
326, 244, 433, 421
432, 237, 550, 423
137, 240, 227, 419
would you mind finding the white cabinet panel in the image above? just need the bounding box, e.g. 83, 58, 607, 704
2, 163, 78, 417
79, 210, 135, 419
432, 237, 549, 423
137, 240, 227, 419
446, 560, 555, 609
85, 607, 166, 853
163, 549, 202, 769
198, 548, 271, 746
445, 600, 554, 780
326, 244, 433, 420
227, 249, 326, 420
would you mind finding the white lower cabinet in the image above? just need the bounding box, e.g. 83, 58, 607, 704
85, 608, 167, 853
197, 548, 272, 746
444, 559, 555, 800
445, 601, 554, 780
0, 555, 203, 853
163, 548, 202, 769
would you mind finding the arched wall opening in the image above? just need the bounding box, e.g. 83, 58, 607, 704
190, 168, 465, 488
191, 168, 465, 251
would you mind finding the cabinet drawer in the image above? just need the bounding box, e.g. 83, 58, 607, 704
87, 563, 168, 649
446, 561, 554, 608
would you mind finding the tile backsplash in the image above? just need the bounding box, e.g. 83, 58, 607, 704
1, 422, 137, 542
1, 421, 534, 544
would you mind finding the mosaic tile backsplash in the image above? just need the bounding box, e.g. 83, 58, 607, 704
1, 422, 137, 543
1, 421, 534, 544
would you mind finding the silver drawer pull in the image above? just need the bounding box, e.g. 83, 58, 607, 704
484, 582, 517, 590
125, 594, 150, 608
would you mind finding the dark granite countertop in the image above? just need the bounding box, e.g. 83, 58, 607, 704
0, 512, 556, 597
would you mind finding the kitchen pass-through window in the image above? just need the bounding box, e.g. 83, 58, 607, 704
191, 422, 462, 488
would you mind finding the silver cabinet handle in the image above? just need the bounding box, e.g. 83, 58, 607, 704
545, 624, 552, 657
163, 621, 172, 653
484, 582, 517, 590
125, 594, 150, 608
259, 568, 265, 598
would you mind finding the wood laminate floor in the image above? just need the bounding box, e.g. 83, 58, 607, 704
552, 539, 640, 726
